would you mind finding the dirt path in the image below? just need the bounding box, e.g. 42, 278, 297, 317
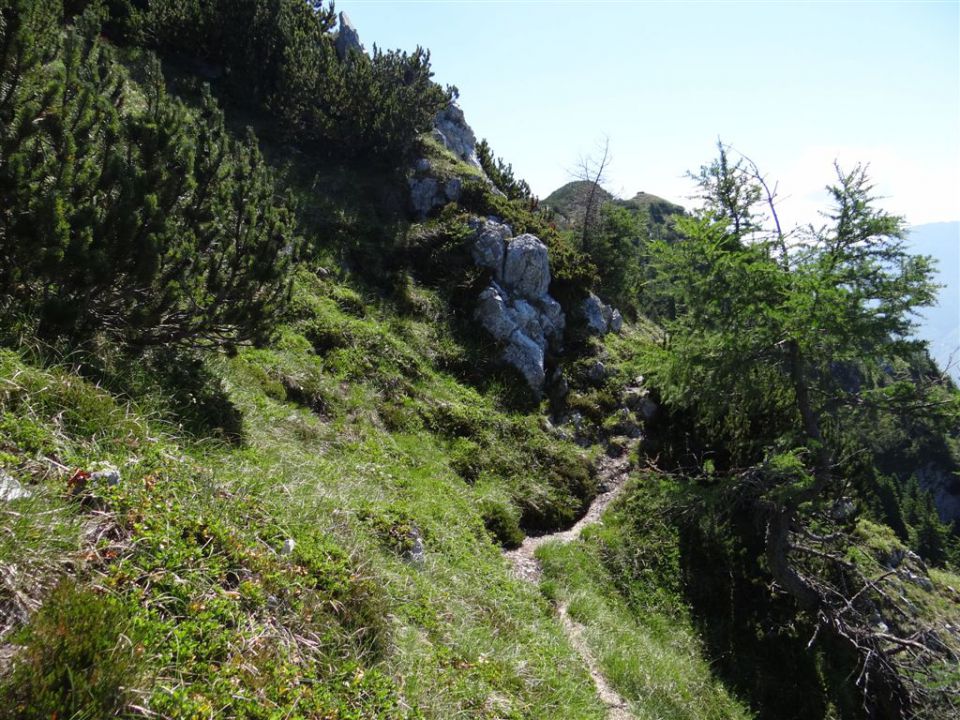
504, 444, 636, 719
504, 448, 633, 583
558, 602, 634, 720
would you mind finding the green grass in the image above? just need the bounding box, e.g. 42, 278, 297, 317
537, 482, 753, 720
0, 267, 611, 718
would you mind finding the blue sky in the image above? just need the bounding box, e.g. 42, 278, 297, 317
338, 0, 959, 228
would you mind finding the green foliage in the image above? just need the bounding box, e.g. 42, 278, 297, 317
478, 496, 525, 549
0, 6, 300, 348
111, 0, 450, 162
647, 159, 939, 469
587, 203, 647, 315
1, 581, 142, 719
476, 138, 533, 202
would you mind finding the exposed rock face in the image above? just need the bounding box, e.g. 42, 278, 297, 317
470, 219, 566, 393
334, 12, 363, 61
623, 377, 658, 422
409, 175, 462, 220
434, 103, 481, 168
504, 235, 551, 300
580, 292, 622, 336
471, 218, 511, 273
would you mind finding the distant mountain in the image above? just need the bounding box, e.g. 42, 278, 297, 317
906, 222, 959, 381
541, 181, 685, 234
541, 180, 615, 222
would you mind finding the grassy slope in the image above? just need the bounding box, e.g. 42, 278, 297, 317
0, 270, 608, 719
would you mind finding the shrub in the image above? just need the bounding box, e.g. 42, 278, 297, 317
0, 7, 301, 348
1, 581, 142, 719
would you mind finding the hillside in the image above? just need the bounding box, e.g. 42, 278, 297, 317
542, 182, 684, 228
2, 4, 959, 720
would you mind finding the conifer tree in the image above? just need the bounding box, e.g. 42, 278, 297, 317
0, 4, 300, 348
646, 147, 949, 714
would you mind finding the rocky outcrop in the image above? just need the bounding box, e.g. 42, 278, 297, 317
580, 292, 622, 336
503, 235, 551, 299
409, 174, 462, 220
470, 219, 565, 393
433, 103, 480, 169
334, 12, 363, 61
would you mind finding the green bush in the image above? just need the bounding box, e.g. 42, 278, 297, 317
0, 5, 300, 348
479, 497, 524, 549
109, 0, 451, 162
1, 581, 142, 719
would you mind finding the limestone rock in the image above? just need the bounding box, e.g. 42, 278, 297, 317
503, 234, 550, 300
624, 386, 658, 422
511, 299, 545, 347
534, 295, 565, 341
408, 174, 462, 221
334, 12, 363, 61
587, 360, 607, 384
580, 292, 624, 336
409, 177, 439, 219
0, 471, 30, 501
469, 220, 567, 393
503, 331, 546, 389
444, 178, 462, 202
470, 218, 511, 276
90, 465, 121, 487
581, 292, 612, 334
434, 103, 480, 168
475, 284, 518, 341
610, 309, 623, 333
405, 526, 426, 565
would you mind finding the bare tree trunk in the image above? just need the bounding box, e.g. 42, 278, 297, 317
576, 136, 610, 255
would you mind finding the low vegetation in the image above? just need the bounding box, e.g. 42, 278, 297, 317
0, 3, 957, 719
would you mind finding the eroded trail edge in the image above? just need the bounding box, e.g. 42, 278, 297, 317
504, 448, 634, 583
504, 445, 636, 718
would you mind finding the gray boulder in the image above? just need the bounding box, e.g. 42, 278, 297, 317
409, 177, 439, 219
511, 299, 545, 347
434, 103, 480, 168
334, 12, 363, 61
475, 284, 518, 341
469, 220, 568, 393
503, 332, 546, 389
587, 360, 607, 384
408, 175, 461, 220
503, 234, 550, 300
610, 309, 624, 333
405, 525, 426, 565
581, 292, 611, 335
534, 295, 565, 341
444, 178, 462, 202
624, 386, 658, 422
90, 466, 121, 487
470, 218, 511, 276
580, 293, 624, 336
